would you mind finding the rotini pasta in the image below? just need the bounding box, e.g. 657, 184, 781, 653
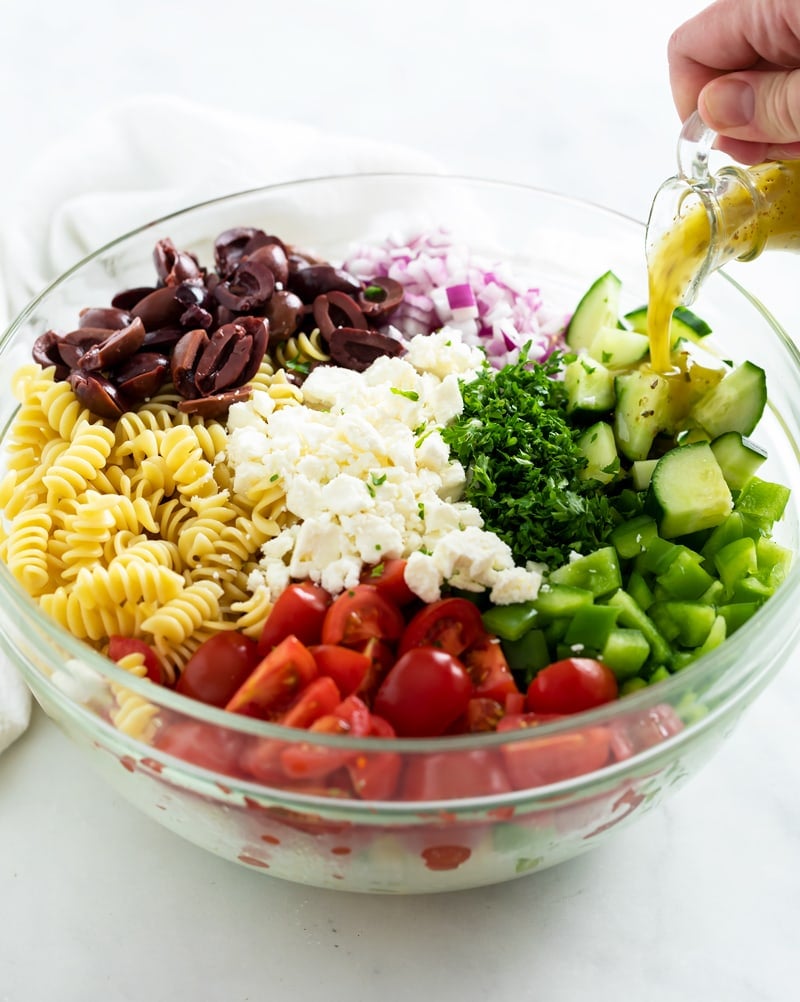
109, 650, 159, 743
0, 362, 306, 741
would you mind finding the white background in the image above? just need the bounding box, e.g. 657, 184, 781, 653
1, 2, 798, 1000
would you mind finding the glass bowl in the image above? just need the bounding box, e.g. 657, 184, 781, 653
2, 174, 799, 894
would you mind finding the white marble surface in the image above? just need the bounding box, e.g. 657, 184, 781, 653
1, 1, 799, 1000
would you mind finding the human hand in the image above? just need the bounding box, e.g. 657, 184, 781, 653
668, 0, 800, 163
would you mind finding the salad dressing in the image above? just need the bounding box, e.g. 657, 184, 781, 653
646, 112, 800, 373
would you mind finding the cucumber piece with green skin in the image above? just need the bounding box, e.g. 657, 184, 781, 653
631, 459, 659, 491
565, 271, 622, 351
613, 367, 674, 461
624, 304, 712, 346
645, 441, 733, 538
589, 325, 650, 368
689, 360, 767, 437
576, 421, 619, 484
564, 356, 616, 414
710, 432, 767, 490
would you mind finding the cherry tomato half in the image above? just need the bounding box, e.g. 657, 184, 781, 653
155, 721, 246, 777
399, 597, 487, 658
400, 748, 512, 800
108, 636, 163, 685
526, 658, 618, 715
321, 584, 406, 648
373, 646, 473, 737
359, 558, 417, 607
461, 636, 520, 702
258, 582, 332, 655
346, 714, 402, 800
309, 644, 370, 697
175, 631, 261, 707
497, 714, 612, 788
279, 695, 372, 780
280, 675, 341, 729
225, 635, 318, 719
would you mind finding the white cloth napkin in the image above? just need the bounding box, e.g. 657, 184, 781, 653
0, 94, 443, 753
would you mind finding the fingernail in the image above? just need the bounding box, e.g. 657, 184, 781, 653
702, 78, 755, 128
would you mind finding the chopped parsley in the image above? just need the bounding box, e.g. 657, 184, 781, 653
441, 348, 617, 567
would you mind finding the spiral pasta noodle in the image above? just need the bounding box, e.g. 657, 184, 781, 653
270, 328, 330, 371
109, 650, 159, 743
0, 362, 306, 743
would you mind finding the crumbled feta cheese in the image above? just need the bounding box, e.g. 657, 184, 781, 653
225, 327, 541, 604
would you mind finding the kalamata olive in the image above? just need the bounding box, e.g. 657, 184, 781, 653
111, 286, 156, 311
358, 277, 405, 319
326, 327, 405, 372
246, 241, 289, 286
78, 306, 132, 330
213, 258, 275, 312
287, 264, 362, 303
232, 315, 270, 384
68, 370, 129, 420
57, 328, 114, 368
264, 290, 303, 341
312, 291, 368, 339
174, 281, 213, 330
171, 329, 209, 398
194, 325, 253, 395
153, 238, 204, 286
113, 352, 170, 401
214, 227, 276, 278
32, 331, 70, 379
177, 385, 252, 418
77, 317, 147, 372
131, 286, 185, 331
142, 326, 186, 352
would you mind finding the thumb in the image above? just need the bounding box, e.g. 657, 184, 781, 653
699, 68, 800, 144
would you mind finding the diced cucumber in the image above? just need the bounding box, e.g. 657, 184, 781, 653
566, 271, 622, 351
601, 628, 651, 679
624, 304, 712, 348
631, 459, 659, 491
710, 432, 767, 491
548, 547, 622, 597
613, 367, 674, 461
564, 356, 616, 414
646, 441, 733, 538
576, 421, 619, 484
589, 325, 650, 368
689, 360, 767, 437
